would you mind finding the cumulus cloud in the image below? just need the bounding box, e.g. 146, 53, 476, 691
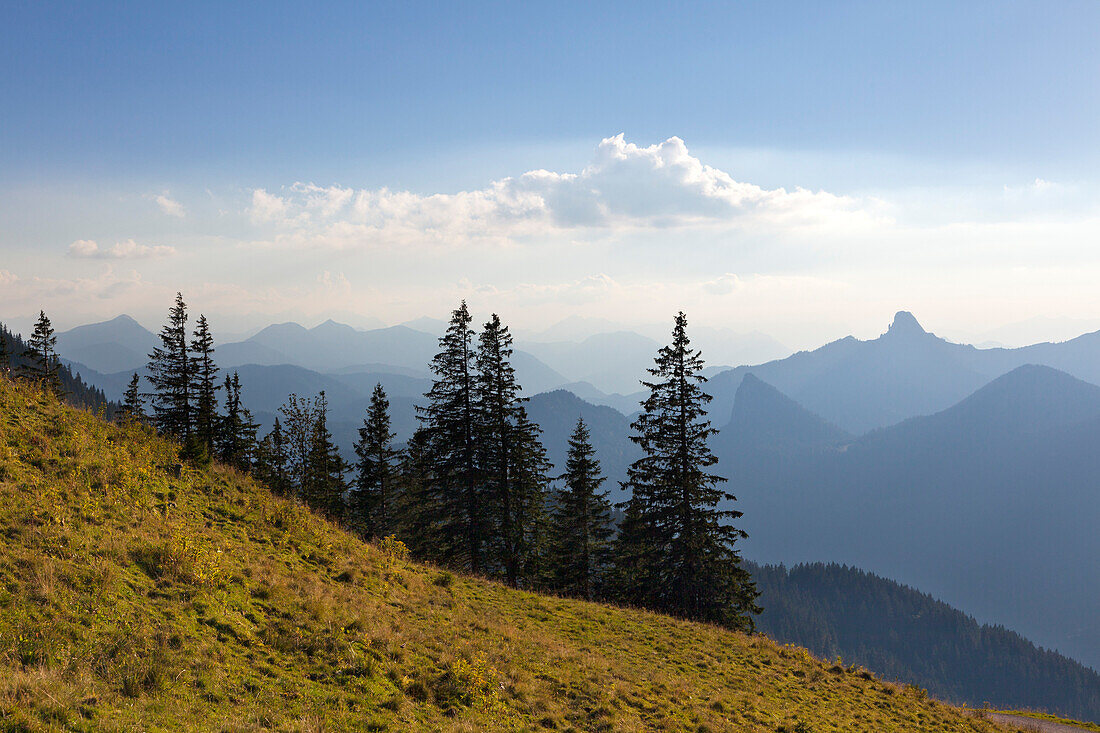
246, 135, 884, 249
68, 239, 176, 259
317, 270, 352, 294
153, 192, 186, 217
249, 189, 290, 223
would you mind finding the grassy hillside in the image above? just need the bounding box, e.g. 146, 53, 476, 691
0, 378, 1021, 732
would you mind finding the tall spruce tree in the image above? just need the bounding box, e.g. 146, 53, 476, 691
475, 313, 549, 587
190, 314, 220, 455
548, 418, 615, 601
351, 384, 399, 537
506, 413, 552, 586
614, 311, 759, 630
21, 311, 63, 394
416, 302, 484, 572
302, 391, 347, 517
119, 373, 147, 422
147, 293, 193, 439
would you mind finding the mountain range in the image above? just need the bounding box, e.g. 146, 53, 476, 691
707, 309, 1100, 433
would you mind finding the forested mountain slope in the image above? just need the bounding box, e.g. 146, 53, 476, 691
751, 562, 1100, 723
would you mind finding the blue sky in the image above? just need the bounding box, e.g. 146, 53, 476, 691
3, 2, 1100, 348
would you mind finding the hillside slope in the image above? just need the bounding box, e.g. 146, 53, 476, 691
0, 379, 1019, 732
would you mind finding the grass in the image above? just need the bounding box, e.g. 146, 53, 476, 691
0, 377, 1029, 732
994, 710, 1100, 731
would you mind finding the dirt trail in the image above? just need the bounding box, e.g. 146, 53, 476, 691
986, 712, 1096, 733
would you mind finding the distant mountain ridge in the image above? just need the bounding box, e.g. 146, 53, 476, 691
706, 310, 1100, 434
518, 331, 660, 395
720, 373, 851, 451
62, 309, 1100, 437
716, 364, 1100, 672
42, 311, 1100, 675
56, 314, 158, 374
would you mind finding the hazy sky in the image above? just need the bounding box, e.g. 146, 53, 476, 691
3, 1, 1100, 349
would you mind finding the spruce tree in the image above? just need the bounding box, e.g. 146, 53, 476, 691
147, 293, 193, 439
475, 313, 549, 587
416, 302, 484, 572
21, 311, 63, 394
119, 373, 147, 422
254, 418, 290, 495
392, 428, 437, 559
506, 413, 552, 586
613, 312, 760, 630
302, 391, 347, 517
548, 418, 615, 601
190, 314, 220, 454
351, 384, 399, 537
0, 324, 10, 375
217, 371, 257, 471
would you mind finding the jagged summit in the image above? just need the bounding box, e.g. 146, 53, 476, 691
885, 310, 927, 338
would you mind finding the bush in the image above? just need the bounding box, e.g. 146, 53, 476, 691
431, 655, 501, 712
378, 535, 409, 564
130, 533, 223, 586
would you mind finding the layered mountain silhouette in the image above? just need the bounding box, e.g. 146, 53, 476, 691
707, 310, 1100, 434
518, 331, 660, 395
56, 314, 158, 374
58, 315, 572, 396
524, 389, 640, 498
716, 365, 1100, 671
707, 312, 992, 434
719, 373, 851, 452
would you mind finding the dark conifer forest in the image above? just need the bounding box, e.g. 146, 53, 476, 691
751, 562, 1100, 721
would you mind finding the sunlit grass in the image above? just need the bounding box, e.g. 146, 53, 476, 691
0, 378, 1022, 731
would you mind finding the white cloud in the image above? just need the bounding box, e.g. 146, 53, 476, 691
0, 267, 154, 315
702, 273, 744, 295
317, 270, 352, 294
245, 135, 884, 249
68, 239, 176, 259
249, 189, 290, 223
153, 192, 186, 217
